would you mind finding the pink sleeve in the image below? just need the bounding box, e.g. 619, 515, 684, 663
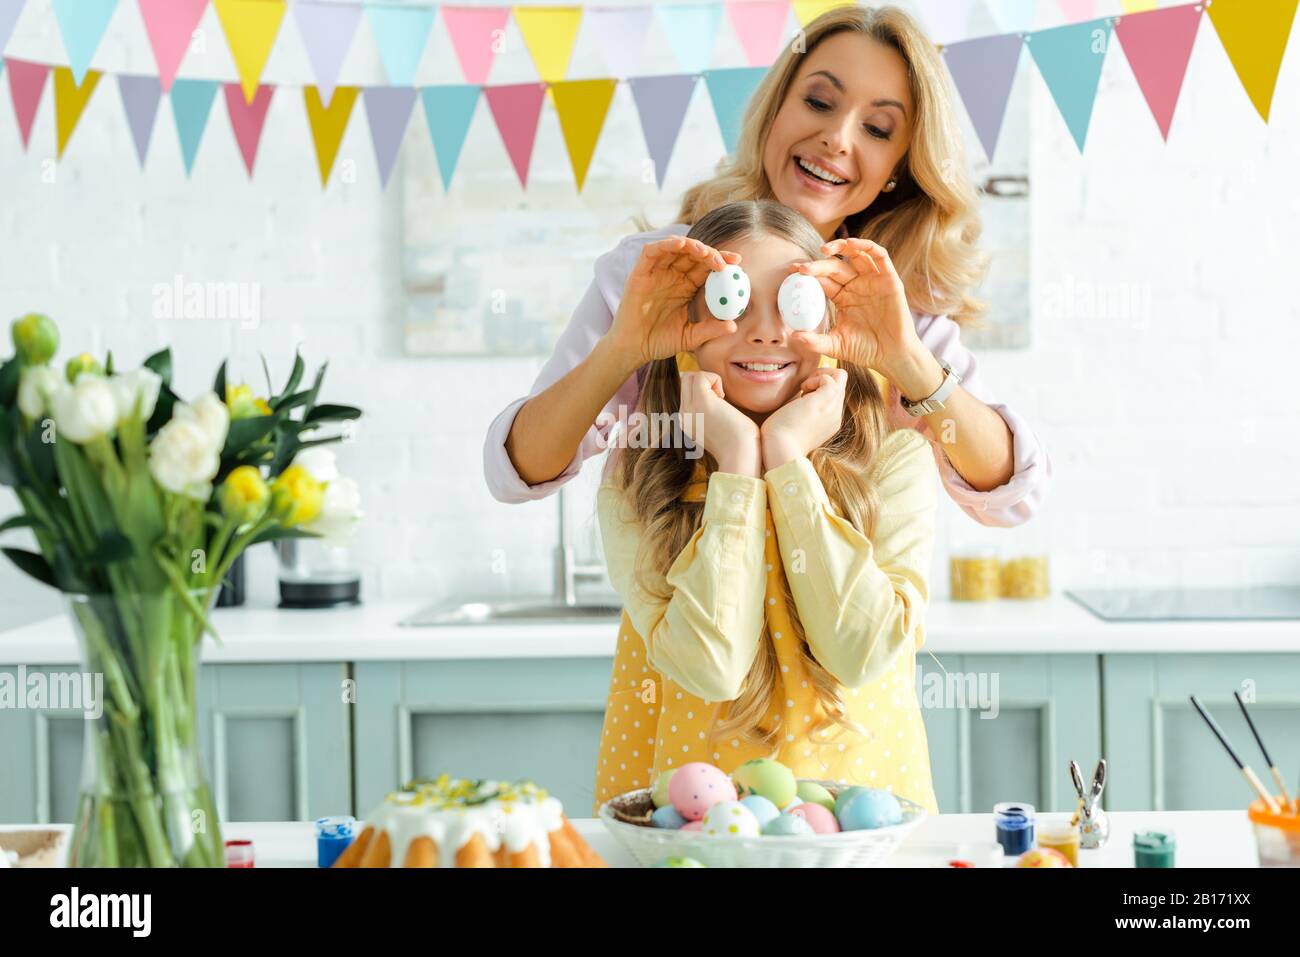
887, 313, 1052, 528
483, 235, 651, 504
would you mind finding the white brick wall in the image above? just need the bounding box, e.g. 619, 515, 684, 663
1, 1, 1297, 621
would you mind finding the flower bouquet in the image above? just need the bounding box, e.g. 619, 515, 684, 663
0, 313, 362, 867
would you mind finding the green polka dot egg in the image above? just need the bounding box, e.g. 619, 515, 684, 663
704, 266, 750, 321
732, 758, 797, 808
795, 780, 836, 812
651, 769, 677, 809
654, 856, 706, 867
700, 800, 761, 837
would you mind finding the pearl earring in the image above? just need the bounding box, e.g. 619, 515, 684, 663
883, 178, 897, 192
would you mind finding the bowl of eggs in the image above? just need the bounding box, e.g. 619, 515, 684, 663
598, 759, 927, 868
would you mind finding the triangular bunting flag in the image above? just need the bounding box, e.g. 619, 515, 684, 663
224, 82, 273, 175
656, 3, 722, 75
363, 85, 416, 187
0, 1, 26, 62
1114, 5, 1201, 141
365, 3, 434, 86
985, 0, 1037, 34
628, 73, 696, 189
791, 0, 853, 29
725, 1, 789, 67
1207, 0, 1299, 123
1120, 0, 1156, 12
1027, 18, 1112, 152
550, 77, 616, 192
483, 81, 546, 188
138, 0, 207, 92
303, 84, 358, 186
420, 84, 479, 190
513, 6, 582, 84
1056, 0, 1095, 23
943, 33, 1023, 161
53, 66, 100, 158
916, 0, 973, 46
170, 78, 218, 175
6, 58, 50, 150
51, 0, 117, 85
293, 0, 361, 107
441, 5, 511, 85
703, 66, 766, 154
213, 0, 287, 105
585, 5, 652, 79
117, 73, 162, 167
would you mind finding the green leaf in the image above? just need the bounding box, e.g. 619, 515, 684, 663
260, 353, 274, 397
104, 350, 115, 376
146, 383, 178, 435
303, 404, 361, 424
143, 347, 173, 386
223, 414, 279, 457
52, 542, 92, 593
270, 389, 312, 413
0, 514, 36, 534
0, 357, 20, 407
87, 529, 134, 564
2, 547, 57, 589
291, 436, 343, 453
213, 358, 227, 402
281, 351, 305, 401
0, 407, 18, 487
302, 361, 328, 415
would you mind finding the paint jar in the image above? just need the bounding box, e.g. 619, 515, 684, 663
951, 550, 1001, 601
1248, 798, 1300, 867
1037, 816, 1080, 866
316, 816, 357, 868
224, 839, 255, 868
1133, 831, 1175, 868
994, 802, 1036, 857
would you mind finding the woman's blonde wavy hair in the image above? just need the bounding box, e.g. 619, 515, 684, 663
615, 199, 887, 755
634, 4, 988, 326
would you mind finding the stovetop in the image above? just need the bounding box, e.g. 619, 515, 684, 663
1065, 586, 1300, 622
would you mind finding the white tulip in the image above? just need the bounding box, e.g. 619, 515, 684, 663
17, 365, 64, 420
173, 391, 229, 451
304, 474, 363, 542
107, 368, 162, 426
149, 417, 221, 501
49, 374, 118, 444
292, 446, 339, 484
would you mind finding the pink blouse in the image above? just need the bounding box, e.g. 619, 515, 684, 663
483, 221, 1051, 527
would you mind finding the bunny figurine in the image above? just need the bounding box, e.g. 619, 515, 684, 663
1070, 759, 1110, 849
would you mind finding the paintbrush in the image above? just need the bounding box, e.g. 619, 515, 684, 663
1189, 695, 1280, 814
1233, 692, 1297, 815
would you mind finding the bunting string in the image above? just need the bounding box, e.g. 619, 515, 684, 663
0, 0, 1294, 188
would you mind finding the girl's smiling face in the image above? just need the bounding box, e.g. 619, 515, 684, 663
762, 30, 914, 238
691, 234, 828, 418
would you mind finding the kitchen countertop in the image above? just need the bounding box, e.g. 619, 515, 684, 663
1, 810, 1264, 867
2, 595, 1299, 666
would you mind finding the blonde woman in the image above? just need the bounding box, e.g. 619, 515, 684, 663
484, 4, 1050, 525
594, 199, 939, 813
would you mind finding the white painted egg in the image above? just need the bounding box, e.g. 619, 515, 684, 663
777, 272, 826, 331
704, 266, 751, 322
700, 800, 762, 837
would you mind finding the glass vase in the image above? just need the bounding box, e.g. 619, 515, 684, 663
64, 590, 224, 868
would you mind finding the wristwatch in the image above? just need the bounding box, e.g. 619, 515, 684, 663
899, 358, 961, 416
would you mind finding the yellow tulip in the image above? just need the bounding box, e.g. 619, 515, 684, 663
225, 382, 269, 421
270, 464, 325, 527
218, 466, 270, 523
11, 313, 59, 365
65, 352, 102, 383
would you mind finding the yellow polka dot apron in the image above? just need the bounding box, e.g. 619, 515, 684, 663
592, 354, 938, 816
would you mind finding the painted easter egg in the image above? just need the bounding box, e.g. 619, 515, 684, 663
651, 805, 688, 829
651, 769, 677, 808
654, 856, 706, 867
786, 802, 840, 834
1017, 848, 1072, 868
701, 800, 762, 837
762, 814, 815, 837
795, 780, 835, 812
680, 821, 703, 832
833, 786, 867, 819
669, 763, 737, 821
777, 272, 826, 331
838, 788, 904, 831
704, 267, 751, 322
732, 758, 797, 809
739, 794, 781, 829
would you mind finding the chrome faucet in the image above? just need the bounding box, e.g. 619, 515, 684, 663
555, 482, 607, 606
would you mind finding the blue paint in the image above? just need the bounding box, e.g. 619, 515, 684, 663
994, 802, 1036, 856
316, 816, 357, 868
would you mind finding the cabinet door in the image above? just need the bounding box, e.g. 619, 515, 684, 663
0, 665, 90, 824
353, 658, 613, 815
918, 654, 1102, 813
1102, 654, 1300, 811
198, 663, 352, 822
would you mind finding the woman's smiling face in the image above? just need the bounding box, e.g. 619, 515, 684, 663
762, 30, 914, 238
691, 234, 827, 418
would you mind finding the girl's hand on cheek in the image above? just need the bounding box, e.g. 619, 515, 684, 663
760, 368, 848, 471
679, 371, 761, 478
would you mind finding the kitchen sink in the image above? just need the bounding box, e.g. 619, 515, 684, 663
400, 598, 624, 626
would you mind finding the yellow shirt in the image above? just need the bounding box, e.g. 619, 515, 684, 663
592, 428, 940, 816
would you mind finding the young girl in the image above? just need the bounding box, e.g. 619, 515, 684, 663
593, 199, 939, 815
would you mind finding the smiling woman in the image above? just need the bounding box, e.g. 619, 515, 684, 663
485, 4, 1051, 530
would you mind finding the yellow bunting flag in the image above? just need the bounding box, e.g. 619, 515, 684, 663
214, 0, 288, 104
550, 78, 617, 192
1120, 0, 1157, 12
792, 0, 855, 28
304, 85, 359, 187
1207, 0, 1299, 122
53, 67, 102, 159
513, 6, 583, 85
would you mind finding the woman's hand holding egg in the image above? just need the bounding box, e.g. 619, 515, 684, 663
679, 371, 761, 477
759, 367, 848, 471
606, 235, 744, 369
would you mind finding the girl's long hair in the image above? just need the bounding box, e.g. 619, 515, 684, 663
636, 3, 988, 327
616, 199, 888, 755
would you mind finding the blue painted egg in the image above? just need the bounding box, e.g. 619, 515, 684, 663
838, 788, 904, 830
651, 804, 688, 829
739, 794, 781, 829
762, 814, 815, 836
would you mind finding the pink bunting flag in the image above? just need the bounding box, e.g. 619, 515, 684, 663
5, 58, 50, 149
1114, 4, 1202, 141
725, 0, 790, 67
224, 82, 273, 175
483, 82, 546, 189
138, 0, 208, 92
1056, 0, 1096, 24
441, 5, 510, 86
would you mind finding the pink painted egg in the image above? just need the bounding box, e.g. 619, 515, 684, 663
680, 821, 703, 832
786, 802, 840, 834
668, 762, 738, 821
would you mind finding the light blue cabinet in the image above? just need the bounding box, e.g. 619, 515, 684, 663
1101, 654, 1300, 812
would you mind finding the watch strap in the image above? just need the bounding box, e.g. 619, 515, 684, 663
900, 359, 960, 416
